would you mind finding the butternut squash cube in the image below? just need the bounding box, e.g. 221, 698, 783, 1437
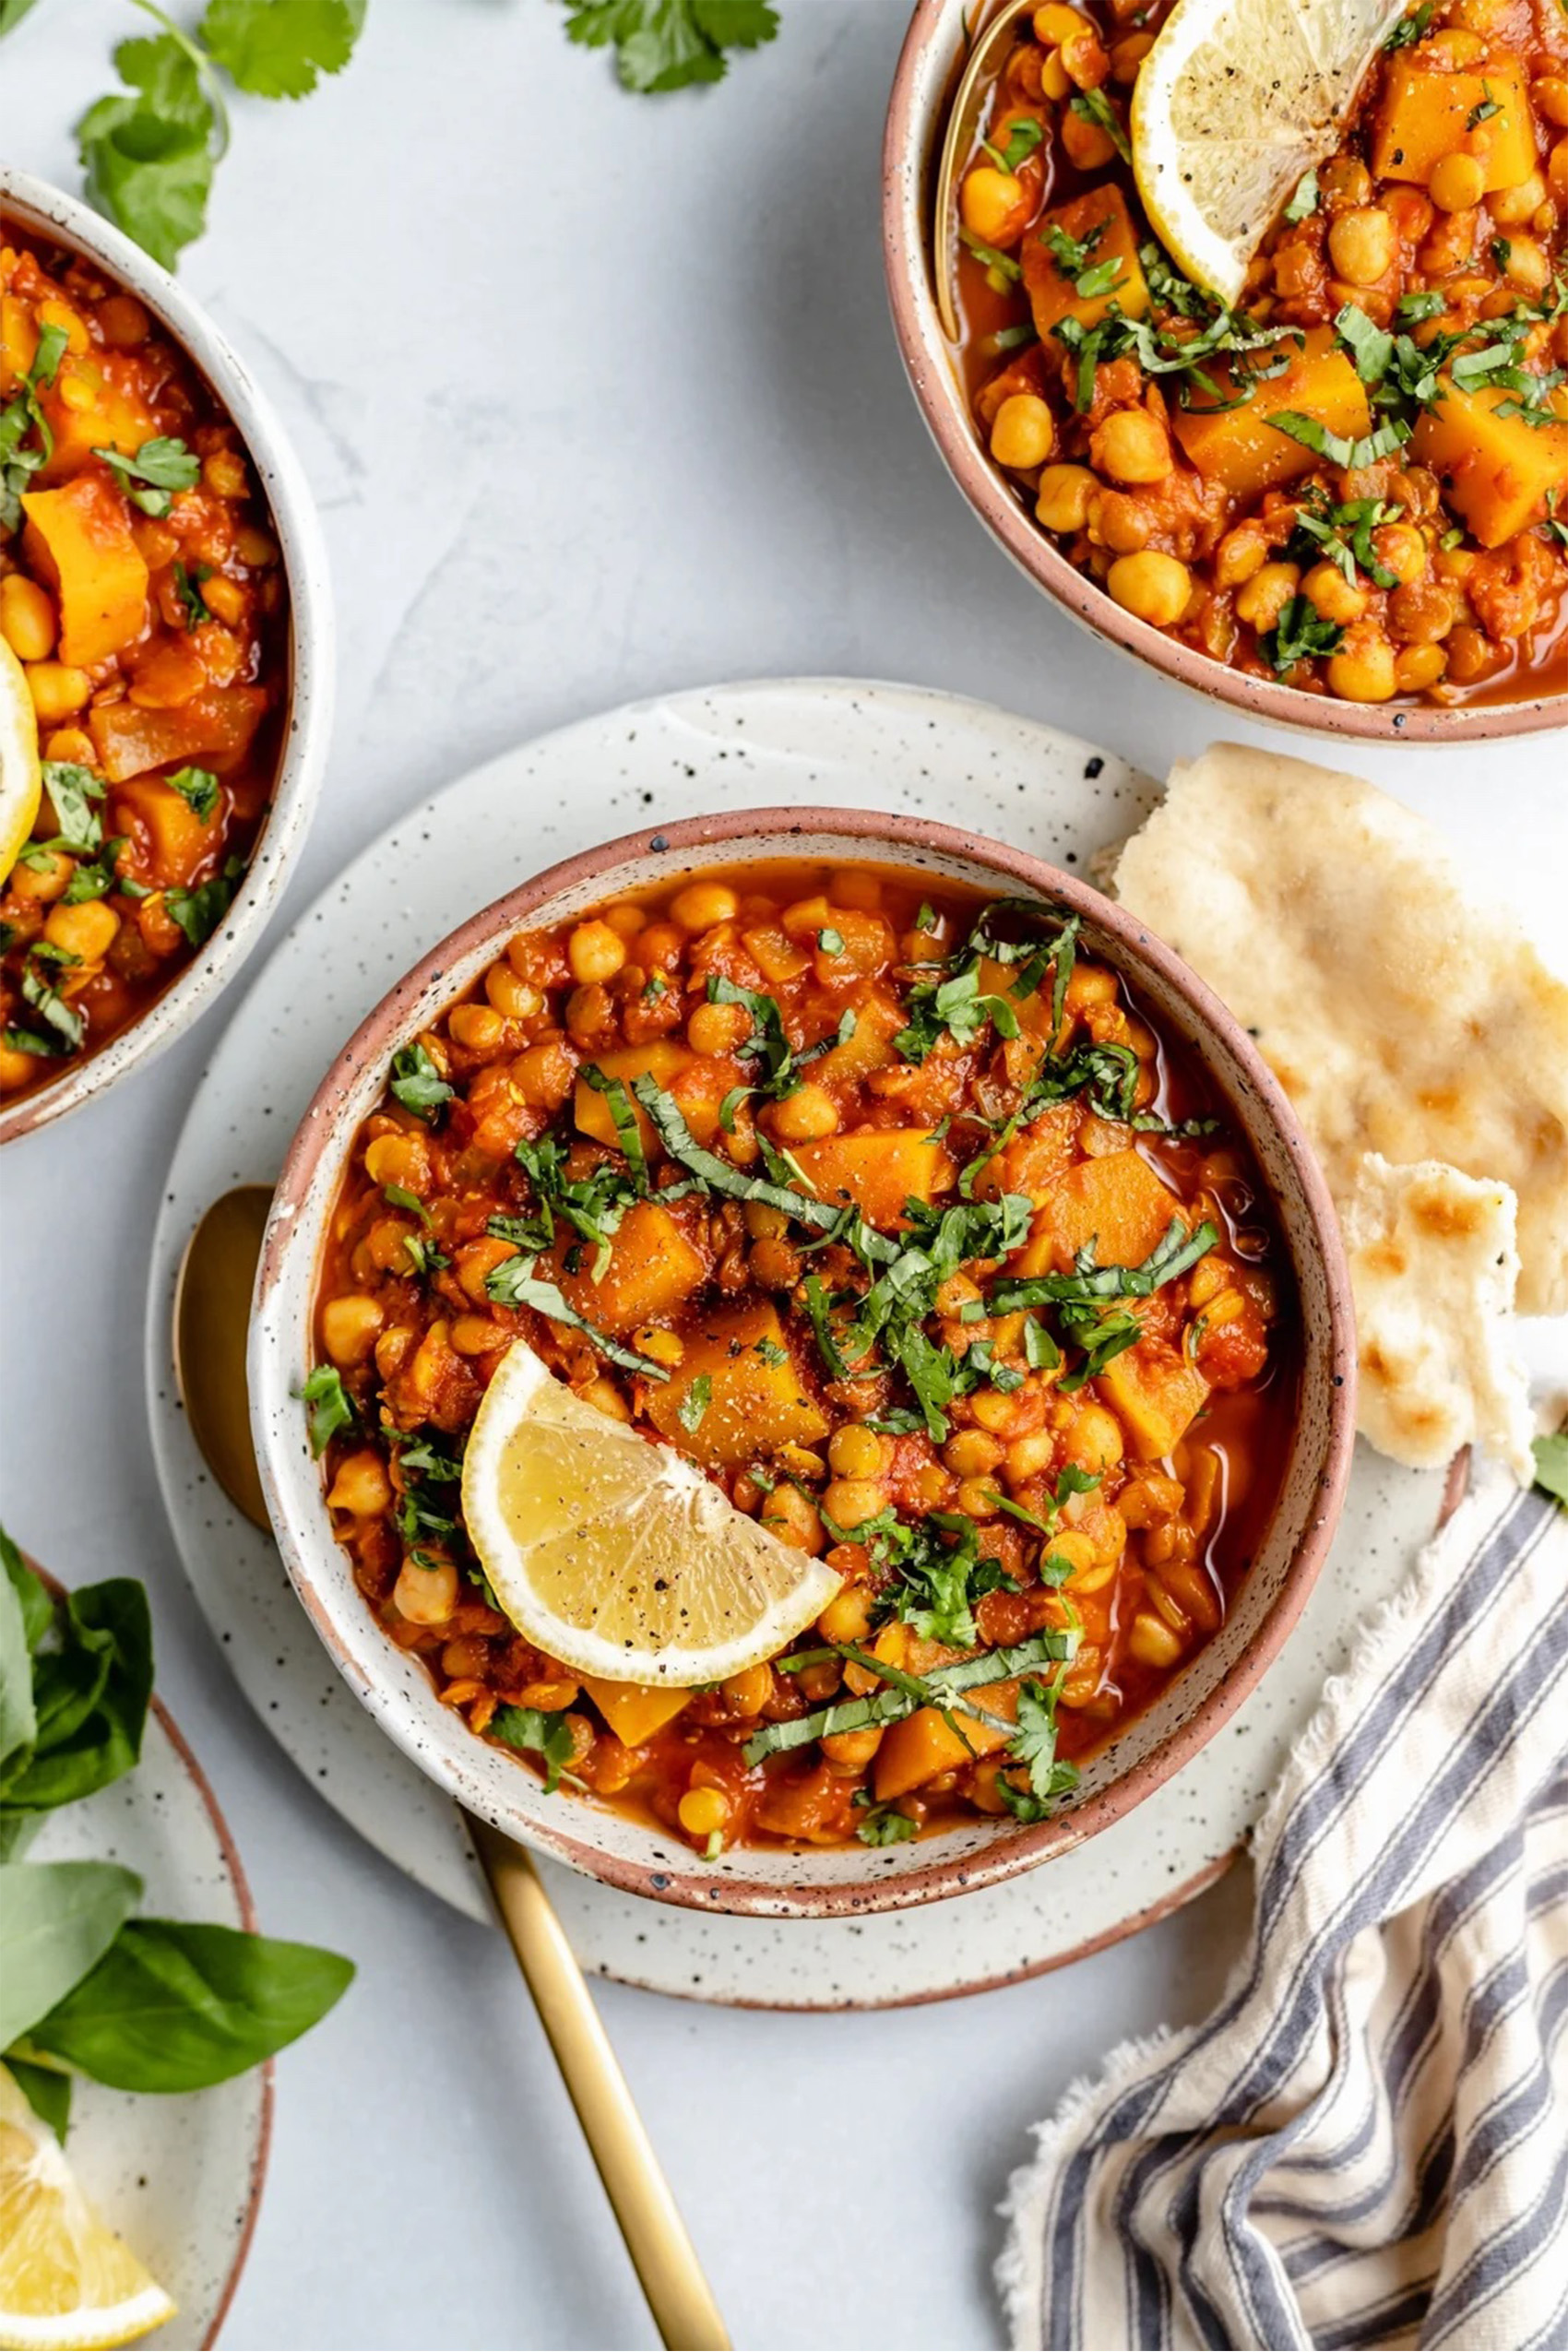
789, 1128, 956, 1229
1372, 56, 1536, 191
643, 1301, 829, 1468
21, 475, 148, 666
809, 989, 906, 1085
875, 1679, 1019, 1800
574, 1039, 692, 1158
38, 364, 158, 485
113, 776, 224, 887
579, 1675, 691, 1747
554, 1200, 706, 1335
1410, 375, 1568, 548
1023, 185, 1150, 338
1097, 1341, 1208, 1460
1015, 1148, 1182, 1277
1171, 327, 1371, 505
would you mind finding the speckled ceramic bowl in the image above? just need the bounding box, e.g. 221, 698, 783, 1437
250, 806, 1356, 1918
0, 167, 333, 1145
881, 0, 1565, 745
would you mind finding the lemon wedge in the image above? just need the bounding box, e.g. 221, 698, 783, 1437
0, 2069, 175, 2352
0, 639, 43, 890
1131, 0, 1408, 303
461, 1341, 841, 1687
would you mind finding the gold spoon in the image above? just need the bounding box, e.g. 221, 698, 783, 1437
932, 0, 1039, 342
176, 1185, 730, 2352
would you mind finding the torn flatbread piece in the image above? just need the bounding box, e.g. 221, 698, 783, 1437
1341, 1154, 1535, 1482
1110, 743, 1568, 1317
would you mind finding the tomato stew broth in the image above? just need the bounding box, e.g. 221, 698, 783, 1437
311, 861, 1297, 1855
952, 1, 1568, 709
1, 221, 290, 1102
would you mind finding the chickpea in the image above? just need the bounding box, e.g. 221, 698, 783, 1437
1489, 172, 1546, 226
1095, 491, 1152, 554
1039, 48, 1073, 99
960, 165, 1028, 248
990, 392, 1056, 471
828, 1424, 885, 1481
1061, 107, 1118, 171
202, 448, 247, 500
567, 920, 626, 984
364, 1131, 430, 1191
1091, 408, 1171, 485
749, 1236, 801, 1289
721, 1663, 773, 1716
768, 1082, 838, 1143
1326, 625, 1397, 703
761, 1482, 825, 1553
450, 1314, 505, 1357
1214, 523, 1269, 588
1444, 624, 1502, 683
1004, 1430, 1056, 1482
1501, 236, 1549, 294
1109, 30, 1152, 78
1035, 463, 1097, 533
1107, 551, 1191, 628
1235, 561, 1301, 631
1431, 152, 1485, 212
322, 1293, 384, 1366
686, 999, 751, 1056
818, 1587, 873, 1646
0, 575, 56, 662
1128, 1610, 1184, 1669
512, 1039, 575, 1109
822, 1479, 887, 1531
1549, 137, 1568, 202
394, 1556, 458, 1627
944, 1428, 1004, 1478
486, 963, 543, 1020
1533, 77, 1568, 129
1396, 643, 1448, 691
1370, 522, 1427, 585
1060, 26, 1109, 88
669, 881, 738, 932
1388, 578, 1456, 643
677, 1785, 730, 1840
1426, 26, 1485, 65
1301, 561, 1368, 625
42, 899, 118, 963
1327, 207, 1396, 285
822, 1727, 884, 1773
25, 662, 90, 722
956, 1479, 1001, 1520
1033, 3, 1086, 42
1063, 1403, 1124, 1474
970, 1390, 1017, 1434
327, 1450, 393, 1516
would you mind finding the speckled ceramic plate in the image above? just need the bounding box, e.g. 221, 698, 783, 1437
144, 676, 1441, 2002
24, 1609, 268, 2343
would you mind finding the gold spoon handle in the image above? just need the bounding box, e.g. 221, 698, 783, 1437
469, 1818, 731, 2352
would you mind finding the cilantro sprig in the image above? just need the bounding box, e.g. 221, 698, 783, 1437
559, 0, 778, 94
70, 0, 366, 268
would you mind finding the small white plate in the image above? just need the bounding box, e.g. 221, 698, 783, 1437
26, 1642, 267, 2345
145, 676, 1443, 2005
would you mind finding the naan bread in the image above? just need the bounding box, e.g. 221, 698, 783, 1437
1341, 1154, 1535, 1481
1111, 743, 1568, 1316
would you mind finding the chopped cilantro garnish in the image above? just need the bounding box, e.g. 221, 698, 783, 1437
491, 1705, 581, 1791
1260, 594, 1345, 674
296, 1363, 353, 1456
165, 855, 243, 947
677, 1373, 713, 1433
1066, 88, 1130, 163
1283, 169, 1319, 222
390, 1042, 454, 1122
92, 434, 200, 517
167, 765, 220, 822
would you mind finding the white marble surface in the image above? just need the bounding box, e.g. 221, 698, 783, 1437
2, 4, 1564, 2346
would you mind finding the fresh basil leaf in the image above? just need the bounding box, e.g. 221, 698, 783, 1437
491, 1705, 580, 1791
166, 766, 220, 822
165, 855, 243, 948
1532, 1431, 1568, 1506
29, 1918, 354, 2092
92, 434, 200, 517
677, 1372, 712, 1433
389, 1041, 453, 1122
1283, 169, 1319, 222
0, 1859, 142, 2049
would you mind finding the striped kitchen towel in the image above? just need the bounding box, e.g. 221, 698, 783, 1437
999, 1449, 1568, 2352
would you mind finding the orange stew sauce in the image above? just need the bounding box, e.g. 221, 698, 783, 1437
310, 862, 1297, 1856
953, 0, 1568, 709
1, 220, 290, 1104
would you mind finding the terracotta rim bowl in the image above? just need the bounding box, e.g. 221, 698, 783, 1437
881, 0, 1563, 747
250, 806, 1357, 1918
0, 167, 334, 1146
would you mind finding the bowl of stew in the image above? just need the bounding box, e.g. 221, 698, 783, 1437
0, 166, 332, 1142
249, 808, 1356, 1917
884, 0, 1568, 740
